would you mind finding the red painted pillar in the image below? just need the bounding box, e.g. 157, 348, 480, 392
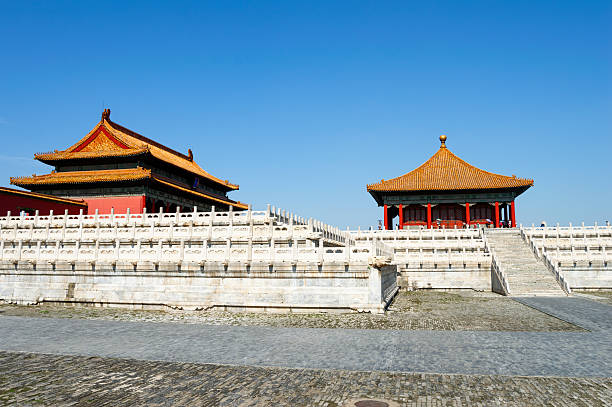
494, 201, 500, 228
141, 195, 146, 213
398, 204, 403, 230
465, 203, 470, 228
384, 204, 389, 230
427, 203, 432, 229
510, 200, 516, 228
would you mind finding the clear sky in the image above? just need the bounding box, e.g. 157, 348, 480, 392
0, 1, 610, 228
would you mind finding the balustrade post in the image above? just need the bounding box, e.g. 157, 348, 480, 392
36, 241, 41, 264
248, 235, 253, 264
179, 240, 185, 265
318, 238, 324, 264
345, 232, 351, 263
203, 239, 208, 263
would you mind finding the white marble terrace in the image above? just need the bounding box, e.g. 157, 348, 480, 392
1, 206, 610, 287
0, 206, 392, 267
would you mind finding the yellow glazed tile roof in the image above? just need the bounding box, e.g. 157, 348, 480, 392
367, 136, 534, 192
11, 168, 152, 186
10, 167, 248, 209
34, 109, 239, 191
10, 169, 246, 209
152, 176, 248, 210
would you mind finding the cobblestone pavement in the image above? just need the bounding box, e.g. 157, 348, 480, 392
0, 352, 610, 407
0, 291, 582, 332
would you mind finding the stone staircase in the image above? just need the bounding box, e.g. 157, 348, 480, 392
485, 229, 567, 296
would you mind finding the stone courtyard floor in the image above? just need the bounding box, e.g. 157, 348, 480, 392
0, 352, 610, 407
0, 292, 610, 406
0, 291, 583, 331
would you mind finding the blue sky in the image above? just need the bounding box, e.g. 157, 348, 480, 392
0, 1, 610, 228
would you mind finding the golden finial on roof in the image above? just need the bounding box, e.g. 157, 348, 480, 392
439, 134, 447, 148
101, 108, 111, 121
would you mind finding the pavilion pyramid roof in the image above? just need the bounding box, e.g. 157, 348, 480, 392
33, 109, 238, 191
367, 135, 533, 192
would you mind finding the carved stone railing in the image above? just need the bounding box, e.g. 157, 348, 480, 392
521, 226, 572, 295
482, 233, 510, 295
541, 251, 572, 295
0, 238, 383, 267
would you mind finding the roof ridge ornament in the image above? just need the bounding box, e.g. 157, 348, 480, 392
101, 108, 111, 121
439, 134, 447, 148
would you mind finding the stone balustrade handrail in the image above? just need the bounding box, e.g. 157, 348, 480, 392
521, 226, 572, 295
540, 251, 572, 295
0, 204, 355, 247
521, 225, 609, 273
350, 228, 481, 241
0, 238, 383, 267
482, 234, 511, 295
393, 250, 491, 264
523, 223, 612, 239
1, 223, 316, 243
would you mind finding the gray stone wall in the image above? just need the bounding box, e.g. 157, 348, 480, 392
399, 269, 491, 291
0, 261, 396, 313
561, 268, 612, 289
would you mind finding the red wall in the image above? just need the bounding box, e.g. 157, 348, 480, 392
0, 192, 85, 216
84, 195, 146, 214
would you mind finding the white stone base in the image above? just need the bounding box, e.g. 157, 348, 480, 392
398, 269, 491, 291
561, 268, 612, 289
0, 262, 397, 314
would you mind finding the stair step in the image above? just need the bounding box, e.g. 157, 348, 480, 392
486, 230, 566, 296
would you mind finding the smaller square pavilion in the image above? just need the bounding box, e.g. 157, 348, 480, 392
367, 135, 533, 229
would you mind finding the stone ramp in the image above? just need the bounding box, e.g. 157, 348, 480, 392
514, 297, 612, 331
1, 313, 611, 377
486, 230, 566, 296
